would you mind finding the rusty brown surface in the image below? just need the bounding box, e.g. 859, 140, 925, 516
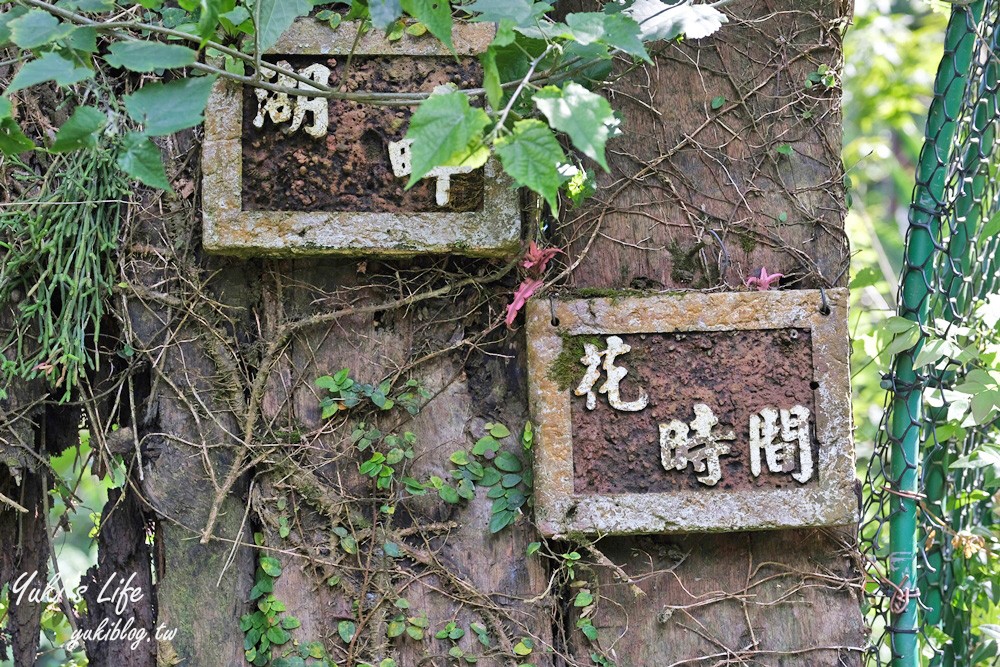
570, 329, 817, 494
242, 55, 484, 213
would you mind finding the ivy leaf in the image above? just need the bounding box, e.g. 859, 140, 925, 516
400, 0, 453, 52
338, 620, 357, 643
8, 52, 93, 93
51, 105, 107, 152
370, 0, 403, 31
439, 484, 460, 504
266, 625, 291, 645
123, 76, 216, 136
255, 0, 311, 52
489, 508, 515, 533
8, 10, 73, 49
494, 119, 566, 213
494, 451, 523, 473
104, 42, 198, 72
116, 132, 171, 191
259, 556, 283, 577
404, 91, 489, 186
533, 83, 614, 171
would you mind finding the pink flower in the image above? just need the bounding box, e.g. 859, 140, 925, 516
505, 278, 545, 328
522, 241, 562, 275
745, 267, 783, 291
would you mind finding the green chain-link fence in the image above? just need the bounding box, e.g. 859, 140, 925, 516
862, 1, 1000, 665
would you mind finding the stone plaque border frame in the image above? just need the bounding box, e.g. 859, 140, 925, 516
202, 20, 520, 257
526, 289, 857, 536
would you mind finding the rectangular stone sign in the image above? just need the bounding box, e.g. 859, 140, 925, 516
526, 289, 857, 536
202, 20, 519, 257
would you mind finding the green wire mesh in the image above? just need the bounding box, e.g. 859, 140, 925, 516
862, 2, 1000, 665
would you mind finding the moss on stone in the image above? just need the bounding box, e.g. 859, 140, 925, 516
548, 332, 606, 392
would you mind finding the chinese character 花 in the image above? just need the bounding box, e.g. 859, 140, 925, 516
659, 403, 735, 487
574, 335, 649, 412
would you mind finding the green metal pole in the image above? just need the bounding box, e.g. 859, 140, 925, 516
934, 24, 1000, 667
889, 3, 984, 665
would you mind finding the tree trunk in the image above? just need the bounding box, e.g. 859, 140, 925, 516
131, 1, 864, 665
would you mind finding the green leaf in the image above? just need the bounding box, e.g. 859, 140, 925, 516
255, 0, 312, 52
534, 83, 614, 171
370, 0, 403, 31
0, 8, 28, 46
472, 436, 499, 456
710, 95, 726, 110
116, 132, 171, 190
489, 508, 515, 533
971, 390, 999, 426
450, 450, 470, 466
489, 423, 511, 438
493, 451, 522, 472
267, 625, 291, 645
66, 27, 98, 53
462, 0, 548, 26
406, 625, 424, 640
574, 589, 594, 607
63, 0, 115, 10
259, 556, 283, 577
526, 541, 541, 555
123, 76, 217, 136
9, 10, 73, 48
8, 52, 93, 92
400, 0, 453, 52
513, 638, 533, 656
849, 265, 881, 289
50, 105, 106, 152
494, 119, 566, 213
193, 0, 223, 42
0, 116, 35, 156
105, 42, 198, 72
599, 13, 649, 62
439, 484, 460, 504
383, 541, 401, 557
282, 616, 302, 630
481, 47, 503, 110
565, 12, 648, 62
405, 91, 490, 185
479, 466, 502, 486
776, 143, 793, 156
388, 620, 406, 637
338, 620, 357, 643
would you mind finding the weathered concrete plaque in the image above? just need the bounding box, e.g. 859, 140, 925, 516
526, 289, 857, 536
202, 20, 519, 257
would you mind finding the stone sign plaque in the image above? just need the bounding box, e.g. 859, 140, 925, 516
202, 20, 519, 257
526, 289, 857, 536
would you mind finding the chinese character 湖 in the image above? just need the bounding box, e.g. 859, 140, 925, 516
574, 335, 649, 412
659, 404, 735, 487
252, 62, 330, 138
748, 405, 813, 483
